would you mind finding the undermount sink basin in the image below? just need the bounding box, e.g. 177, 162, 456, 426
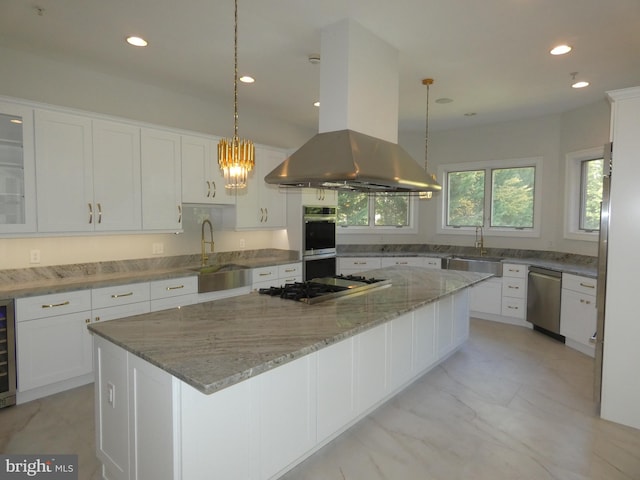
446, 256, 503, 277
190, 264, 250, 293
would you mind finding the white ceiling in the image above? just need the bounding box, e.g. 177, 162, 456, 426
1, 0, 639, 134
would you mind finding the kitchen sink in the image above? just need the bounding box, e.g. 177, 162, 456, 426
445, 256, 503, 277
190, 264, 251, 293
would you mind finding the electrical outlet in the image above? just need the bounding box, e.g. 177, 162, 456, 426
152, 243, 164, 255
29, 249, 41, 264
239, 238, 245, 249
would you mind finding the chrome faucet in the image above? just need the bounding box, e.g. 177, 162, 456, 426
475, 226, 487, 256
201, 219, 214, 266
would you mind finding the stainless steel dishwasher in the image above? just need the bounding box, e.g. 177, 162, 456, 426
527, 266, 563, 338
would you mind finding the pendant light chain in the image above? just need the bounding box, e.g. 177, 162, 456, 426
217, 0, 255, 189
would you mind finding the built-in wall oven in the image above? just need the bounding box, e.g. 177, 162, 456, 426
303, 206, 337, 280
0, 299, 16, 408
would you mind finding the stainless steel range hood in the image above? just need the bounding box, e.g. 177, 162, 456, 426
264, 19, 441, 195
264, 129, 441, 193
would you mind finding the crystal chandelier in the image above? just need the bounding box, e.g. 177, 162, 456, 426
218, 0, 255, 189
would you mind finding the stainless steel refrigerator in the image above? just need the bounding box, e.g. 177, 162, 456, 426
594, 142, 612, 404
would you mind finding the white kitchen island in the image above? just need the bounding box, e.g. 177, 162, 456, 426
88, 267, 490, 480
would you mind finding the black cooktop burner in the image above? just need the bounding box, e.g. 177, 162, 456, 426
258, 275, 390, 304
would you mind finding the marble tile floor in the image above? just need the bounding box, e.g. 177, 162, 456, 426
2, 318, 640, 480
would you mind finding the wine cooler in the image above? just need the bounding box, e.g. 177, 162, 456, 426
0, 298, 16, 408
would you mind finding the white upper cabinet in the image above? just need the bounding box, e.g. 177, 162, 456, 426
141, 128, 182, 231
300, 188, 337, 206
0, 101, 36, 233
35, 111, 143, 232
92, 120, 142, 231
181, 134, 235, 205
232, 146, 286, 229
35, 109, 94, 232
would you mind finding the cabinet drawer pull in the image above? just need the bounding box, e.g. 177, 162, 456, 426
95, 316, 101, 322
259, 272, 273, 277
508, 268, 521, 273
579, 298, 592, 305
85, 318, 91, 324
508, 285, 520, 289
166, 285, 184, 291
42, 301, 70, 309
284, 268, 296, 273
507, 305, 519, 310
579, 282, 595, 289
97, 203, 102, 224
397, 261, 408, 265
355, 261, 366, 265
111, 292, 133, 299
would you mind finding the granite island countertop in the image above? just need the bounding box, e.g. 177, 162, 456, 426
88, 266, 491, 395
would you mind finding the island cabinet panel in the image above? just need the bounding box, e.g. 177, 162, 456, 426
453, 289, 470, 343
388, 312, 414, 392
413, 302, 438, 373
257, 354, 317, 480
128, 354, 176, 480
180, 380, 253, 480
94, 337, 130, 480
356, 323, 388, 414
316, 337, 357, 443
437, 295, 455, 357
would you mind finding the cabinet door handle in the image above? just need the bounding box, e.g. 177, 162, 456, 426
42, 301, 70, 309
111, 292, 133, 299
88, 203, 93, 224
264, 207, 268, 223
579, 282, 595, 289
177, 205, 182, 223
97, 203, 102, 224
211, 180, 216, 198
206, 180, 211, 198
166, 285, 184, 291
259, 208, 264, 223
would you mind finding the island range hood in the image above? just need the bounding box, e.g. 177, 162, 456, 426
264, 20, 441, 194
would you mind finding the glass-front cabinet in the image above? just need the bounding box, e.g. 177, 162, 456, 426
0, 101, 36, 233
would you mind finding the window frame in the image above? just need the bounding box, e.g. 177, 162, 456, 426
337, 192, 418, 235
564, 146, 604, 242
436, 156, 543, 238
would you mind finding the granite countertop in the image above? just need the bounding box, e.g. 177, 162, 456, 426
337, 245, 598, 278
0, 249, 300, 299
88, 266, 491, 395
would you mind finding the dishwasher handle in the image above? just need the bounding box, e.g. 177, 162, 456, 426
528, 266, 562, 278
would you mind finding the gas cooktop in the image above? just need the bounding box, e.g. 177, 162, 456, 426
258, 274, 391, 305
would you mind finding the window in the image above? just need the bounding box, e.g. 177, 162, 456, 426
438, 157, 542, 237
564, 147, 605, 241
579, 158, 603, 231
337, 192, 415, 232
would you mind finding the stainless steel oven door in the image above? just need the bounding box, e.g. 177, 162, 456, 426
303, 254, 337, 281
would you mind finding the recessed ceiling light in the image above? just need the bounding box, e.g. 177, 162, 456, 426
435, 98, 453, 104
550, 44, 572, 55
572, 81, 590, 89
313, 101, 320, 107
126, 36, 148, 47
239, 75, 255, 84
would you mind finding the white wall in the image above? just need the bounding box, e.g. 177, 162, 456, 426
0, 46, 307, 268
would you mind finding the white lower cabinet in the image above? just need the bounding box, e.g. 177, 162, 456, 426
94, 288, 472, 480
470, 277, 502, 316
257, 355, 317, 480
16, 290, 93, 395
337, 257, 381, 276
560, 273, 597, 357
316, 337, 356, 443
251, 262, 302, 290
150, 277, 198, 312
